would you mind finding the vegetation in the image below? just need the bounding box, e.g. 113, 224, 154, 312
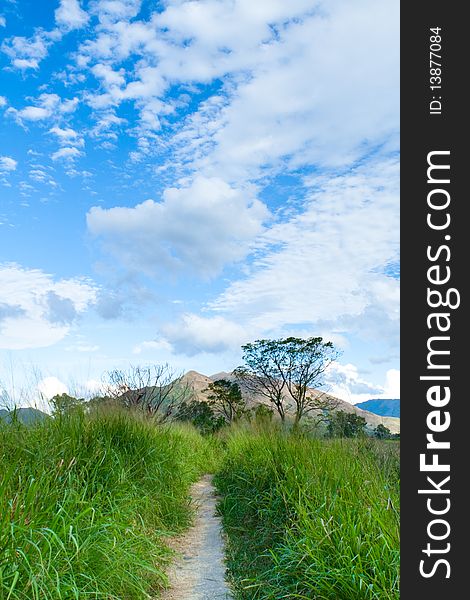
176, 399, 225, 434
0, 408, 216, 600
326, 409, 368, 438
205, 379, 246, 424
373, 423, 393, 439
50, 393, 85, 417
0, 347, 400, 599
102, 364, 193, 421
215, 424, 399, 599
235, 337, 339, 424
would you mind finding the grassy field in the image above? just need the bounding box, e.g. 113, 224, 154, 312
1, 411, 399, 599
0, 409, 218, 600
214, 423, 400, 599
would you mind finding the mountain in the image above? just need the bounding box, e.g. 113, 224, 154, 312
0, 407, 49, 425
355, 399, 400, 418
182, 371, 400, 434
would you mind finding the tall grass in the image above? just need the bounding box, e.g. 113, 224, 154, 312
0, 409, 215, 599
214, 423, 400, 599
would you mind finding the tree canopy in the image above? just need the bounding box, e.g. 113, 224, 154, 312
235, 336, 339, 424
205, 379, 246, 423
327, 410, 367, 438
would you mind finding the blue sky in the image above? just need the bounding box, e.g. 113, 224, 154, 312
0, 0, 399, 407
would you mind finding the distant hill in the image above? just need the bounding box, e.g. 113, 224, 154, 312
0, 407, 49, 425
182, 371, 400, 434
354, 399, 400, 418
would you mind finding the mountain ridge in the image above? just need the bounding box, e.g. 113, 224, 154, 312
0, 407, 49, 424
355, 399, 400, 418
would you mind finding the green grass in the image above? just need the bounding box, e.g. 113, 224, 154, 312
214, 423, 400, 599
0, 409, 216, 600
0, 411, 399, 599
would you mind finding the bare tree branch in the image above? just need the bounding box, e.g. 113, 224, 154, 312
102, 364, 194, 422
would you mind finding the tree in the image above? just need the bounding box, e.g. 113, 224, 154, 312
248, 403, 274, 423
176, 400, 225, 434
205, 379, 246, 423
50, 393, 85, 417
373, 423, 392, 439
235, 337, 339, 424
327, 410, 367, 438
102, 364, 193, 422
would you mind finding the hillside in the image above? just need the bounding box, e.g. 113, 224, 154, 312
181, 371, 401, 434
355, 399, 400, 418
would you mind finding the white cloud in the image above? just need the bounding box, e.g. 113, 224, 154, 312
49, 126, 84, 148
29, 169, 58, 187
9, 94, 80, 125
1, 29, 58, 71
93, 0, 143, 23
51, 147, 82, 161
87, 176, 269, 277
0, 96, 6, 107
0, 263, 98, 350
0, 156, 17, 172
85, 379, 102, 394
91, 62, 126, 87
168, 1, 397, 182
71, 0, 397, 179
13, 58, 40, 70
325, 362, 400, 404
37, 376, 69, 400
90, 111, 126, 138
55, 0, 89, 30
12, 105, 50, 121
162, 314, 247, 356
0, 16, 6, 28
210, 159, 399, 338
383, 369, 400, 399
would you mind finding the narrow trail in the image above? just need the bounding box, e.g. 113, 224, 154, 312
159, 474, 233, 600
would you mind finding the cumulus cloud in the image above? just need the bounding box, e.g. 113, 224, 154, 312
0, 156, 17, 172
55, 0, 89, 30
162, 314, 247, 356
0, 96, 6, 107
325, 362, 400, 404
87, 176, 269, 277
37, 376, 69, 400
0, 263, 98, 350
326, 363, 383, 395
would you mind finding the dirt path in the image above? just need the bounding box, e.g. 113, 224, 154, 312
159, 474, 233, 600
